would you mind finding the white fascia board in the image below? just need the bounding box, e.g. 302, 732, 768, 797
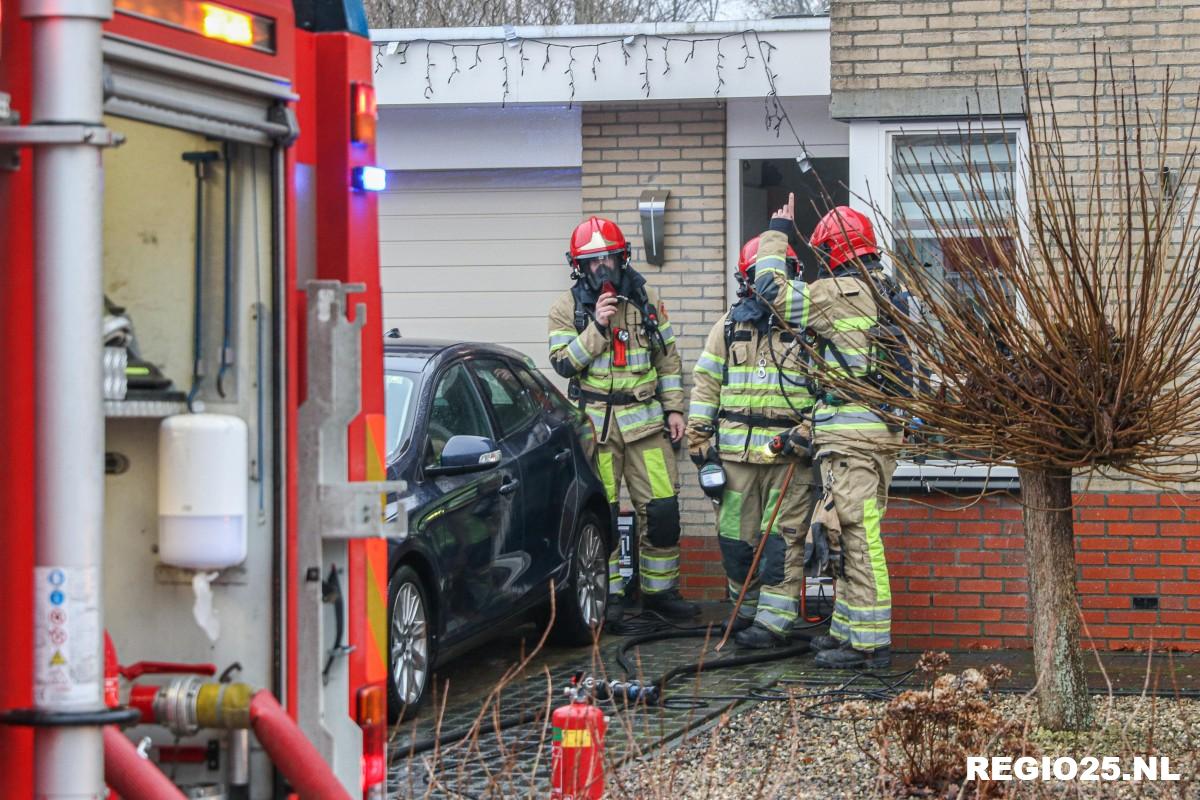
371, 22, 829, 107
371, 18, 828, 43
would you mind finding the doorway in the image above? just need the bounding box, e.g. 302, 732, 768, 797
739, 157, 849, 281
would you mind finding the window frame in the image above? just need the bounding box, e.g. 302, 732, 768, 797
418, 358, 496, 476
849, 116, 1029, 491
468, 356, 542, 441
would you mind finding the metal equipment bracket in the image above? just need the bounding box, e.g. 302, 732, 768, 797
298, 280, 406, 540
0, 98, 124, 172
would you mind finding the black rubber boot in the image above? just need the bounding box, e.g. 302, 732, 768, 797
813, 645, 892, 670
734, 624, 787, 649
724, 614, 754, 637
605, 594, 625, 626
810, 634, 842, 651
642, 589, 700, 620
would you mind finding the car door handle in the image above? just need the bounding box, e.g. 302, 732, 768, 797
554, 448, 572, 464
499, 479, 520, 495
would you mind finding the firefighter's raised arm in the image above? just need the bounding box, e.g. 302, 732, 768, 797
753, 193, 811, 329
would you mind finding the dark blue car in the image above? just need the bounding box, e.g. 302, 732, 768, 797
383, 339, 612, 720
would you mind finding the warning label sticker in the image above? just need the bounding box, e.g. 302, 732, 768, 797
34, 566, 101, 706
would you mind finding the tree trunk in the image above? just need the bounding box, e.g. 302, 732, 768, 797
1019, 467, 1092, 731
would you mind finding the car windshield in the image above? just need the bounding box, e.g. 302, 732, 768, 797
384, 371, 418, 458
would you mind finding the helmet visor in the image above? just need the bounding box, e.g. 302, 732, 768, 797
577, 251, 622, 293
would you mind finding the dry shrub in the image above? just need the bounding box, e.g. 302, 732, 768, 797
842, 652, 1036, 798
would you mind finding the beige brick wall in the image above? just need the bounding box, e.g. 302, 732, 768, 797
831, 0, 1200, 97
580, 101, 727, 539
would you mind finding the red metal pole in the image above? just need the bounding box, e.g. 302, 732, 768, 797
102, 727, 187, 800
249, 690, 353, 800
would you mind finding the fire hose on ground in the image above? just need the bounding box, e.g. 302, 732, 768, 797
397, 608, 839, 758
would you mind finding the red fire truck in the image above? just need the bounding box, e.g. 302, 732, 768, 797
0, 1, 396, 797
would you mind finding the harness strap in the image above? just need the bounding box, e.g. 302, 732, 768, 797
577, 388, 642, 406
717, 409, 799, 429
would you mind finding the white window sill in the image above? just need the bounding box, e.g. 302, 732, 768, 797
891, 459, 1019, 492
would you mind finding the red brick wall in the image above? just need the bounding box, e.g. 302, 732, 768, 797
678, 492, 1200, 651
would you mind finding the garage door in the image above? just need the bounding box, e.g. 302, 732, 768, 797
379, 167, 582, 383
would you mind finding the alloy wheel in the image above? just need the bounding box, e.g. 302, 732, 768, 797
575, 521, 607, 627
391, 581, 428, 706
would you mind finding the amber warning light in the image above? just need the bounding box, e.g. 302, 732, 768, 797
351, 83, 377, 146
114, 0, 276, 53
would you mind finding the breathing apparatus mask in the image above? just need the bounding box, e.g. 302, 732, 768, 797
574, 250, 626, 294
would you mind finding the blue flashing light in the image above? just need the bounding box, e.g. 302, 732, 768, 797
352, 166, 386, 192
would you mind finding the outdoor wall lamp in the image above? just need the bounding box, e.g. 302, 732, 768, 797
638, 189, 669, 266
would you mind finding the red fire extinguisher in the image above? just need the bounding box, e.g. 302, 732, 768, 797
550, 689, 607, 800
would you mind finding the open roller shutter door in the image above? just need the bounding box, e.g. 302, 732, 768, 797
379, 167, 582, 385
103, 38, 298, 145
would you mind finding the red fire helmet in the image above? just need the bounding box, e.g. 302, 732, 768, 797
737, 235, 799, 279
809, 206, 877, 270
568, 217, 630, 267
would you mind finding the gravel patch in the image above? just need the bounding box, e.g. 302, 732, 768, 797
615, 692, 1200, 800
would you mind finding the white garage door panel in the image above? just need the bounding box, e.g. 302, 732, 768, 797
379, 188, 580, 217
380, 265, 564, 294
383, 290, 564, 320
378, 213, 577, 243
380, 241, 565, 268
393, 317, 549, 343
379, 167, 581, 384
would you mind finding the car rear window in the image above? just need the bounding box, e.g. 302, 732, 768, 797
384, 372, 418, 457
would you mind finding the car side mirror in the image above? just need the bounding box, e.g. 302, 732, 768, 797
425, 435, 502, 476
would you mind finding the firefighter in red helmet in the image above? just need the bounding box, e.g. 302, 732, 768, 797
548, 217, 697, 623
686, 235, 816, 647
748, 199, 904, 669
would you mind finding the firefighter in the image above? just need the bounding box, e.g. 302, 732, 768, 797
686, 237, 816, 648
548, 217, 698, 622
750, 196, 902, 670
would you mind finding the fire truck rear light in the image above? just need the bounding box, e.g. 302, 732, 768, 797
357, 683, 387, 793
351, 83, 377, 146
352, 166, 387, 193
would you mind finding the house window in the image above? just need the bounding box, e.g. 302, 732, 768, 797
890, 130, 1020, 307
856, 123, 1026, 490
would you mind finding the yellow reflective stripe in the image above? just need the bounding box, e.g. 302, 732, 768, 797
718, 491, 744, 538
864, 496, 891, 603
642, 446, 674, 499
833, 316, 874, 332
581, 372, 658, 391
597, 451, 617, 503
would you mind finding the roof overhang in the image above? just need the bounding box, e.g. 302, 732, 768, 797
370, 18, 830, 106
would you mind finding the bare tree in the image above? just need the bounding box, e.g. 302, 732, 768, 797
744, 0, 828, 19
776, 64, 1200, 731
364, 0, 721, 29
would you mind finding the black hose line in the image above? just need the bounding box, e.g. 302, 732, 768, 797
614, 628, 813, 695
398, 622, 819, 757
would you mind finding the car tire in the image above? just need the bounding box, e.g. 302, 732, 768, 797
547, 511, 609, 647
387, 565, 433, 723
